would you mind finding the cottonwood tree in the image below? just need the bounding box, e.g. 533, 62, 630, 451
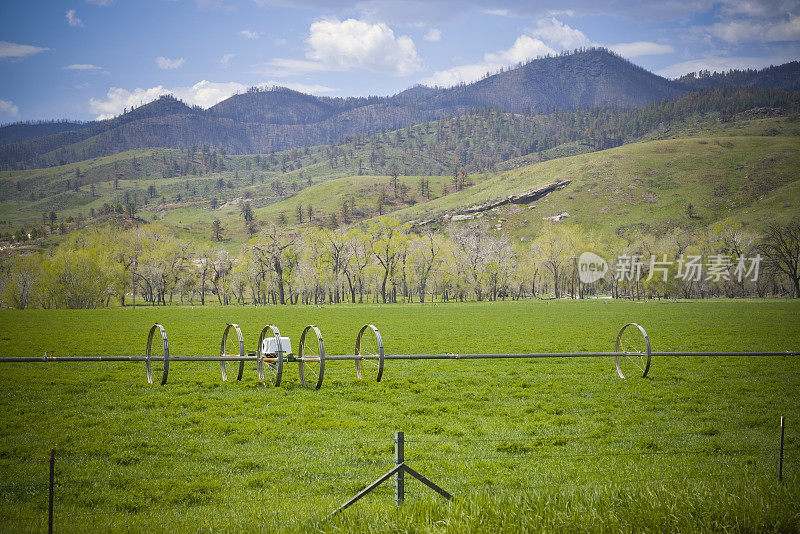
1, 254, 43, 309
252, 225, 296, 305
48, 245, 119, 309
408, 230, 443, 303
343, 228, 371, 303
760, 220, 800, 297
212, 249, 233, 305
368, 218, 409, 303
532, 223, 573, 299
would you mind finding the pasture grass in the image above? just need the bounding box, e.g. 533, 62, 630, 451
0, 299, 798, 532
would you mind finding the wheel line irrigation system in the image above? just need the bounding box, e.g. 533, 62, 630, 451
1, 322, 797, 389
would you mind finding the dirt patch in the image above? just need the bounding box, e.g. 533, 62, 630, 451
642, 191, 659, 203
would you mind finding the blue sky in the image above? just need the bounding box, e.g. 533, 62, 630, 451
1, 0, 798, 122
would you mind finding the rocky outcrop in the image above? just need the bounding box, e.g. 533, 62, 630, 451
411, 179, 570, 228
459, 179, 570, 215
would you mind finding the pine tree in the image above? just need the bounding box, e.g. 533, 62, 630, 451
211, 219, 223, 242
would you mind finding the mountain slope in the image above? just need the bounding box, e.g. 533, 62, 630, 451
0, 48, 700, 168
416, 48, 684, 111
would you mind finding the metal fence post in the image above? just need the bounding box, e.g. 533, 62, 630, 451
395, 431, 404, 506
779, 416, 785, 483
48, 448, 54, 534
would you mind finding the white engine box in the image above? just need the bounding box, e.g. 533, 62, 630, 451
262, 336, 292, 355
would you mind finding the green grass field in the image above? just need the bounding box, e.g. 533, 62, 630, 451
0, 300, 799, 532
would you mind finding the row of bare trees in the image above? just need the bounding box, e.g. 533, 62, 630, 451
1, 218, 798, 309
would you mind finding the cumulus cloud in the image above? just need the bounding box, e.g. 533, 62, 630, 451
529, 17, 590, 49
269, 18, 423, 77
156, 56, 185, 69
608, 41, 674, 57
0, 99, 19, 117
64, 63, 103, 70
239, 29, 260, 39
220, 53, 234, 66
66, 10, 84, 27
424, 28, 441, 41
307, 18, 422, 75
420, 34, 555, 87
0, 41, 50, 60
88, 80, 335, 119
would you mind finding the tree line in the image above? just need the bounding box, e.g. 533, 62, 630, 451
1, 217, 798, 309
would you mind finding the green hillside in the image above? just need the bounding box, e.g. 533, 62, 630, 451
256, 115, 800, 241
0, 114, 798, 248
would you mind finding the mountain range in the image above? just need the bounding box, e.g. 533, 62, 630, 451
1, 48, 799, 170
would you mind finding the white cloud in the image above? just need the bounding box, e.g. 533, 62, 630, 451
260, 58, 331, 77
424, 28, 441, 41
275, 18, 423, 76
547, 9, 575, 17
656, 56, 784, 79
420, 34, 555, 87
719, 0, 799, 19
196, 0, 235, 10
85, 0, 115, 5
704, 15, 800, 43
239, 29, 260, 39
0, 99, 19, 117
529, 17, 590, 49
608, 41, 674, 57
220, 53, 234, 66
265, 81, 336, 94
64, 63, 103, 70
156, 56, 185, 70
0, 41, 50, 60
66, 10, 84, 27
88, 80, 335, 120
274, 37, 288, 46
484, 9, 509, 16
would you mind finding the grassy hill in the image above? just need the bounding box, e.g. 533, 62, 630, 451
253, 115, 800, 241
0, 114, 798, 249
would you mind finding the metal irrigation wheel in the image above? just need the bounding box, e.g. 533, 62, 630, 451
615, 323, 651, 379
298, 325, 325, 390
258, 324, 284, 387
355, 324, 384, 382
220, 323, 245, 382
146, 323, 169, 385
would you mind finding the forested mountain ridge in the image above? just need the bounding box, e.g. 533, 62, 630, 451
676, 61, 800, 92
3, 48, 798, 170
0, 120, 90, 146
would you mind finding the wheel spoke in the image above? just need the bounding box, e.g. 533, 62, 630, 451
626, 353, 645, 372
